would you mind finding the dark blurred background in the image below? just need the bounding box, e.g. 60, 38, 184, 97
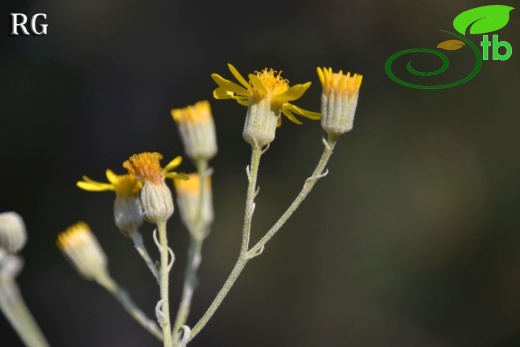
1, 0, 520, 346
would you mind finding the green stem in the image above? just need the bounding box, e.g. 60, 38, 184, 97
194, 160, 208, 238
189, 136, 337, 342
172, 235, 203, 342
0, 279, 50, 347
241, 144, 262, 255
189, 144, 262, 340
248, 136, 337, 256
129, 230, 160, 283
157, 221, 174, 347
189, 255, 248, 341
172, 160, 210, 342
95, 273, 163, 341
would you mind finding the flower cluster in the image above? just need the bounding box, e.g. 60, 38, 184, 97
48, 62, 363, 347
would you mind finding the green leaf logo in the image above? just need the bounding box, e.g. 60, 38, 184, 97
453, 5, 514, 35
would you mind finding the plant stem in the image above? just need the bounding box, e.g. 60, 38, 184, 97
248, 135, 337, 256
194, 160, 208, 237
172, 235, 203, 342
241, 144, 262, 255
188, 255, 248, 341
189, 136, 337, 342
172, 159, 209, 342
0, 279, 50, 347
129, 230, 160, 283
189, 144, 262, 340
95, 273, 163, 341
157, 221, 174, 347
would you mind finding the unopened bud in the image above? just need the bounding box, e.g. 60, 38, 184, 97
317, 67, 362, 137
174, 173, 214, 236
57, 222, 108, 280
171, 101, 218, 161
0, 212, 27, 253
114, 195, 143, 236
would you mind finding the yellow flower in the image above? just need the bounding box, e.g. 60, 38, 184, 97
77, 170, 142, 199
123, 152, 184, 223
317, 67, 362, 98
317, 67, 363, 137
57, 222, 108, 280
77, 171, 144, 235
123, 152, 183, 186
171, 101, 218, 161
212, 63, 320, 126
174, 173, 214, 235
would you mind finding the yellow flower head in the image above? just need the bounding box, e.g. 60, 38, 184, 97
77, 170, 142, 199
173, 173, 211, 196
57, 221, 108, 280
317, 67, 363, 137
173, 173, 214, 234
212, 63, 320, 126
171, 101, 218, 161
123, 152, 183, 186
171, 100, 212, 125
317, 67, 363, 98
56, 221, 93, 250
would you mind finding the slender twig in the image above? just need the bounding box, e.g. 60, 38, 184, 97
0, 279, 50, 347
189, 136, 337, 341
172, 235, 203, 342
157, 221, 174, 347
189, 143, 262, 340
241, 143, 262, 255
95, 273, 163, 340
129, 230, 160, 283
173, 159, 209, 342
248, 135, 337, 256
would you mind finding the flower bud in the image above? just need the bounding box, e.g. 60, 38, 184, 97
57, 222, 108, 280
0, 212, 27, 253
114, 195, 143, 236
0, 248, 23, 279
317, 67, 363, 137
123, 152, 182, 224
140, 182, 174, 224
171, 101, 218, 161
243, 97, 279, 147
174, 173, 214, 236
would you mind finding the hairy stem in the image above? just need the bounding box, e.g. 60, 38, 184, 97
249, 136, 337, 255
189, 144, 262, 340
172, 235, 203, 342
96, 273, 163, 340
129, 230, 160, 283
157, 221, 174, 347
173, 160, 209, 342
0, 279, 50, 347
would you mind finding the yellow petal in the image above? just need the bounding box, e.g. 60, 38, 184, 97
105, 169, 118, 184
165, 172, 189, 180
282, 108, 303, 125
277, 116, 282, 127
76, 181, 114, 192
227, 63, 249, 89
163, 156, 183, 172
211, 74, 248, 96
284, 103, 321, 120
236, 98, 250, 106
276, 82, 311, 101
213, 87, 235, 99
248, 74, 268, 95
317, 67, 325, 85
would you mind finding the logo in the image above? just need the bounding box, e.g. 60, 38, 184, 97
385, 5, 514, 89
10, 13, 48, 36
